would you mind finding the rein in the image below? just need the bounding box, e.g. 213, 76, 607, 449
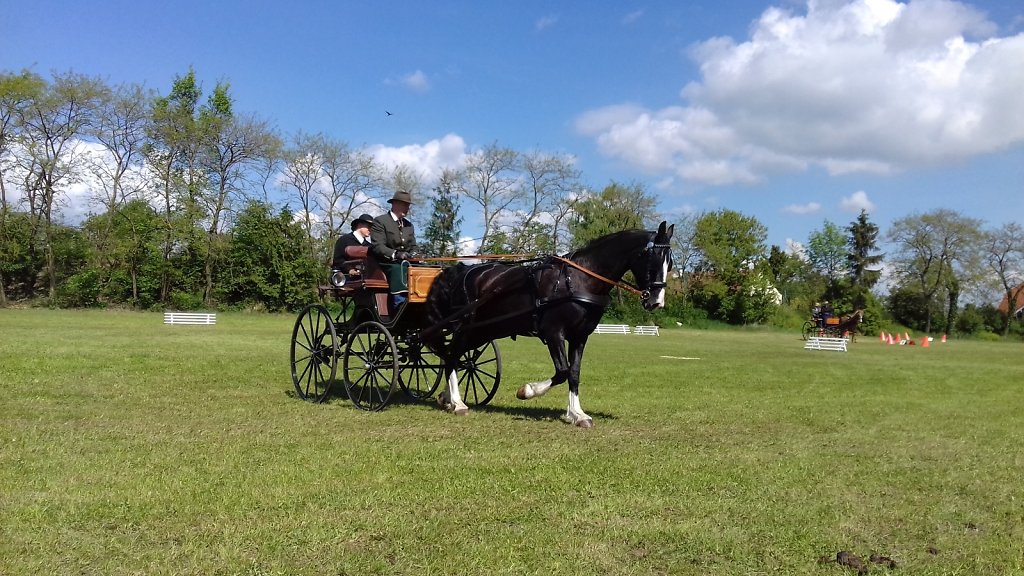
551, 256, 645, 297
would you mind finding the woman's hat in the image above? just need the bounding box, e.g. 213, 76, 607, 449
387, 190, 413, 205
350, 213, 374, 230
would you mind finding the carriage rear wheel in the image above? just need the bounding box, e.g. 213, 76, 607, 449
398, 340, 444, 401
457, 341, 502, 407
291, 304, 339, 403
343, 320, 399, 411
802, 321, 818, 341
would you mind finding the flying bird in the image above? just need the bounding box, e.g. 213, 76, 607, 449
385, 110, 393, 116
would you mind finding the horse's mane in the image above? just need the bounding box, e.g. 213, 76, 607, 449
564, 229, 651, 266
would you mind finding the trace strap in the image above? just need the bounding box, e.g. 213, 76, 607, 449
551, 256, 646, 298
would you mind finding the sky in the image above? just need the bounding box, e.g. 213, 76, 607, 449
3, 0, 1023, 253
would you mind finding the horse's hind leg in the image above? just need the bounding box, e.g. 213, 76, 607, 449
437, 363, 470, 416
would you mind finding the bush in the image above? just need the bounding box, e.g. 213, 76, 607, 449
57, 270, 104, 308
168, 290, 207, 311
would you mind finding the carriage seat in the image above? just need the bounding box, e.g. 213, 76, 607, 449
320, 245, 389, 296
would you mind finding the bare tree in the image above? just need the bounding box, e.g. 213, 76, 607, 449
983, 222, 1024, 336
509, 150, 581, 253
457, 143, 520, 253
16, 71, 103, 299
318, 138, 382, 262
280, 131, 326, 256
0, 70, 45, 305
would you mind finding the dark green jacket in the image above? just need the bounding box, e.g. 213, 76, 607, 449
370, 213, 417, 261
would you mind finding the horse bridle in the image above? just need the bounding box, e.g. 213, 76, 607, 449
552, 240, 672, 300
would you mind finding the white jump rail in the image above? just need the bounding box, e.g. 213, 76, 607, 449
164, 312, 217, 325
594, 324, 630, 334
804, 336, 847, 352
633, 325, 660, 336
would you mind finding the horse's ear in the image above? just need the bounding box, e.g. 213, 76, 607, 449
666, 224, 674, 239
657, 221, 667, 235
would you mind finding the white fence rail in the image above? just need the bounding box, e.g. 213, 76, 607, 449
633, 325, 660, 336
594, 324, 630, 334
164, 312, 217, 325
804, 336, 847, 352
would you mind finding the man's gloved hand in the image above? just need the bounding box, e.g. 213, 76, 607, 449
394, 251, 411, 261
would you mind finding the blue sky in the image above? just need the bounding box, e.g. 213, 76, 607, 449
3, 0, 1023, 251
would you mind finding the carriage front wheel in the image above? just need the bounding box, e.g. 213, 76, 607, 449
802, 321, 818, 341
291, 304, 339, 403
343, 320, 399, 411
457, 340, 502, 407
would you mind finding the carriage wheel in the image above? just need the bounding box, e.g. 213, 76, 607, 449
331, 296, 356, 326
457, 340, 502, 407
291, 304, 339, 403
343, 321, 399, 411
802, 321, 817, 340
398, 340, 444, 401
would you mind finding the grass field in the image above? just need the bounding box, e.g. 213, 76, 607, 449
2, 308, 1023, 575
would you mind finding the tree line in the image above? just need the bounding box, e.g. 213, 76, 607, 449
2, 69, 1022, 338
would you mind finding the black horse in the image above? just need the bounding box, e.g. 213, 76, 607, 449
422, 221, 675, 427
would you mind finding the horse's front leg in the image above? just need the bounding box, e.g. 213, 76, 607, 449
516, 338, 569, 401
563, 338, 593, 428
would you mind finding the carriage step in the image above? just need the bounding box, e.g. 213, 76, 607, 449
804, 336, 847, 352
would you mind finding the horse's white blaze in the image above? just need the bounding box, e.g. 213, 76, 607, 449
521, 379, 552, 399
656, 256, 669, 308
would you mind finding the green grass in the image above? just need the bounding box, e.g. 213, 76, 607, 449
2, 309, 1023, 575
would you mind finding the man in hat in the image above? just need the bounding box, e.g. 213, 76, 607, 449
371, 190, 419, 309
331, 213, 374, 274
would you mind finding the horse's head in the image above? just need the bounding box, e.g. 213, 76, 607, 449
630, 221, 675, 311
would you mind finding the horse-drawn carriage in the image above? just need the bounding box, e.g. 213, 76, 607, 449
289, 222, 676, 427
801, 309, 864, 341
290, 245, 500, 411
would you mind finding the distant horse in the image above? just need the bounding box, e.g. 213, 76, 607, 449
422, 221, 675, 427
833, 309, 865, 341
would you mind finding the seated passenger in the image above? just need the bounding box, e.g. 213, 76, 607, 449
331, 213, 374, 275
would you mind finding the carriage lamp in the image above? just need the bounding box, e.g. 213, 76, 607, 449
331, 270, 347, 288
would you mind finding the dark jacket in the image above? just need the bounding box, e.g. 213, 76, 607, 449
370, 213, 417, 261
331, 232, 370, 271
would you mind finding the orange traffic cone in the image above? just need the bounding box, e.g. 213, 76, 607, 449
921, 336, 930, 347
888, 334, 895, 345
904, 332, 911, 342
941, 334, 947, 343
880, 331, 887, 342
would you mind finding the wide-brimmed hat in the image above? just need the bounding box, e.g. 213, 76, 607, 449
386, 190, 413, 205
350, 213, 374, 230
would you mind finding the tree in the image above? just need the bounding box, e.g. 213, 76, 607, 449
508, 150, 581, 253
568, 181, 657, 247
982, 222, 1024, 337
422, 169, 463, 257
458, 143, 520, 253
0, 70, 45, 306
317, 137, 381, 263
198, 82, 281, 305
806, 220, 848, 297
15, 71, 104, 299
689, 209, 770, 323
887, 209, 982, 334
846, 209, 883, 308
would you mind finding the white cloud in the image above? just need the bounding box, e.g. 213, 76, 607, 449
536, 15, 559, 31
785, 238, 807, 259
783, 201, 822, 215
365, 133, 469, 183
577, 0, 1024, 185
623, 9, 645, 25
840, 190, 875, 213
400, 70, 430, 93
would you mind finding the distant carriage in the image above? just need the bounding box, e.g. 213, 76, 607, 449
802, 309, 864, 342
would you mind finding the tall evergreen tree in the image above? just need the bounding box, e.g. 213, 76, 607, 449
847, 209, 883, 292
422, 170, 463, 257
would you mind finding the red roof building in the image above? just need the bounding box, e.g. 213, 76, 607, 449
997, 283, 1024, 320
